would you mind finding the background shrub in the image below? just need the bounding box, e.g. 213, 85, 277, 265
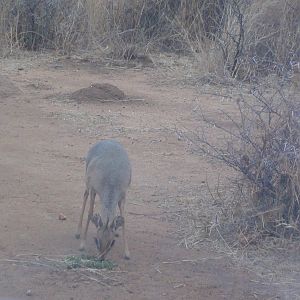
0, 0, 298, 79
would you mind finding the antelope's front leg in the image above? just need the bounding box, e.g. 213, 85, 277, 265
79, 190, 96, 251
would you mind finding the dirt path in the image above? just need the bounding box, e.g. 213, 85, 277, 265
0, 56, 280, 299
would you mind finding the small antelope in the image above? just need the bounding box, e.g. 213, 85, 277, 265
76, 140, 131, 260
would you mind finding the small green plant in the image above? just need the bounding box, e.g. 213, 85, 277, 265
64, 255, 115, 270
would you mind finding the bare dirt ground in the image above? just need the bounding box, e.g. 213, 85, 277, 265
0, 54, 295, 299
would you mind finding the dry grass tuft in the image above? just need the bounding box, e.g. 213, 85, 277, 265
0, 253, 121, 287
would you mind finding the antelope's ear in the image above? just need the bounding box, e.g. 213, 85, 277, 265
92, 213, 103, 228
111, 216, 124, 231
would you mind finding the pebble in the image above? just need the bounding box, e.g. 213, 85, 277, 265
59, 213, 67, 220
26, 289, 32, 296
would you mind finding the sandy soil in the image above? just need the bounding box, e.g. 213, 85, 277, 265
0, 54, 289, 299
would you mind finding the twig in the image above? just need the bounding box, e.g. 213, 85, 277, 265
161, 257, 223, 264
77, 271, 111, 287
0, 258, 57, 269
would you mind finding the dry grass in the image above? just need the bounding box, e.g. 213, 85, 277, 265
0, 253, 122, 287
0, 0, 298, 80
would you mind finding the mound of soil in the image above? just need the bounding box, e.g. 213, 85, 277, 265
71, 83, 126, 103
0, 75, 20, 98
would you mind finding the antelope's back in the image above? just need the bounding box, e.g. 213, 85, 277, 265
85, 140, 131, 192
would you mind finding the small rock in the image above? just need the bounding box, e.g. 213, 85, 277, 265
26, 289, 32, 296
59, 213, 67, 221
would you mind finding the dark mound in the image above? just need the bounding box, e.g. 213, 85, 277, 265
0, 75, 20, 98
71, 83, 126, 103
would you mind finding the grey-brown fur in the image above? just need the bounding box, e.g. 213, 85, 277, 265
76, 140, 131, 260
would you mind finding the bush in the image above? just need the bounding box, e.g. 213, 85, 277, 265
190, 75, 300, 240
0, 0, 298, 79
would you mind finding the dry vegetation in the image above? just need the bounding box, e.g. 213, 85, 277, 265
188, 78, 300, 243
0, 0, 299, 79
0, 0, 299, 247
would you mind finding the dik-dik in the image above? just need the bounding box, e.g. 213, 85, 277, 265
76, 140, 131, 260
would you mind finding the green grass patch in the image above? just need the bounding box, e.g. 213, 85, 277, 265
64, 255, 115, 270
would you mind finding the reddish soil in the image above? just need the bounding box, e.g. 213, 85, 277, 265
71, 83, 126, 103
0, 55, 285, 299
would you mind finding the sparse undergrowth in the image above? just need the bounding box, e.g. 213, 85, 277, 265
187, 75, 300, 247
0, 0, 298, 81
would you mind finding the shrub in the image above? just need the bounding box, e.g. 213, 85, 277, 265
0, 0, 298, 79
190, 76, 300, 240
